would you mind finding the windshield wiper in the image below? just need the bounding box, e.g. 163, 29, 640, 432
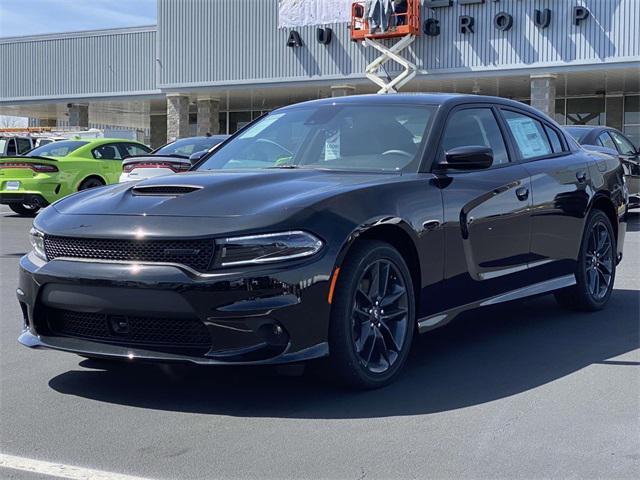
266, 165, 299, 169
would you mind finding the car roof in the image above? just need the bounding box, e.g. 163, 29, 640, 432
277, 93, 550, 119
280, 93, 521, 108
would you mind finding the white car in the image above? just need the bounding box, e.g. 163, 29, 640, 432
119, 135, 228, 182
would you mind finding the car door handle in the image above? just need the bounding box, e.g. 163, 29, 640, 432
515, 187, 529, 201
576, 171, 587, 183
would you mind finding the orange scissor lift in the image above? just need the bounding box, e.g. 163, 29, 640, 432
350, 0, 421, 94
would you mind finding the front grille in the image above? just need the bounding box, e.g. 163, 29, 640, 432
47, 309, 212, 354
44, 235, 215, 272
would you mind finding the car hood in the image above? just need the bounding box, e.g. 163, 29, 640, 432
53, 169, 398, 217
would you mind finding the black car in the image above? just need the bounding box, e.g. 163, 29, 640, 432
120, 135, 229, 182
564, 125, 640, 209
18, 95, 628, 389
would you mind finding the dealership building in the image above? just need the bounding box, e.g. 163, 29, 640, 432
0, 0, 638, 148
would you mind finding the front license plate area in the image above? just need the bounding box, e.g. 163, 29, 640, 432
6, 181, 20, 191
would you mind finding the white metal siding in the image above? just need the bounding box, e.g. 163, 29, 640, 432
0, 27, 158, 102
158, 0, 639, 88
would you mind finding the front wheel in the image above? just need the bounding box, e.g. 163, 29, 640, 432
8, 203, 40, 217
328, 240, 415, 389
555, 209, 616, 311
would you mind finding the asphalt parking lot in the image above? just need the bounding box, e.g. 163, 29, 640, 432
0, 205, 638, 480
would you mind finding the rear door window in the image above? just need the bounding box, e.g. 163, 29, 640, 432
118, 143, 151, 158
597, 132, 617, 151
544, 126, 564, 153
16, 138, 32, 154
609, 131, 637, 155
502, 110, 552, 160
6, 138, 17, 156
93, 144, 123, 160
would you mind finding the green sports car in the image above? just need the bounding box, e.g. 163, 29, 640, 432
0, 138, 151, 216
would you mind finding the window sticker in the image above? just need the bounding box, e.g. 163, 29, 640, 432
239, 113, 285, 139
324, 130, 341, 160
508, 117, 550, 158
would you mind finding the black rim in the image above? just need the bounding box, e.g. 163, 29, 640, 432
585, 220, 614, 301
352, 259, 409, 374
81, 180, 103, 190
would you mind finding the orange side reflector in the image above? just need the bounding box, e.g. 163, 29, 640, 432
328, 267, 341, 304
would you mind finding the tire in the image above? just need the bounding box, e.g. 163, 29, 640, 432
78, 177, 105, 191
555, 209, 616, 311
8, 203, 40, 217
328, 240, 415, 389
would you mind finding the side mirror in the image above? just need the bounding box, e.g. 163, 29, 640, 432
438, 146, 494, 171
189, 151, 206, 165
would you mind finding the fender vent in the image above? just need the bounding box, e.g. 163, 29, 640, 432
132, 185, 202, 196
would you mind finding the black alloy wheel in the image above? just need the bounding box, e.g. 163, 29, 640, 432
79, 177, 105, 190
352, 259, 409, 374
584, 220, 615, 301
328, 240, 415, 389
555, 209, 616, 311
9, 203, 40, 217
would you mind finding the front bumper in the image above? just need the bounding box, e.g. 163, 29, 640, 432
17, 251, 332, 365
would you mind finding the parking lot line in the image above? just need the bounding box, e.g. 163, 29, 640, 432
0, 453, 156, 480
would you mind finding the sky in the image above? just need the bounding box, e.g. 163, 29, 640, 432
0, 0, 157, 38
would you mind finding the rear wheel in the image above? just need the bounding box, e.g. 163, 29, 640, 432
328, 240, 415, 389
8, 203, 40, 217
555, 209, 616, 311
78, 177, 105, 191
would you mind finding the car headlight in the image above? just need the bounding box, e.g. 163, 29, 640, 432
216, 231, 323, 267
29, 227, 47, 261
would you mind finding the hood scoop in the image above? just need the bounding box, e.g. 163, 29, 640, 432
131, 185, 203, 196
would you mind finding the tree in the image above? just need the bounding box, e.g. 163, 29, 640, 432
0, 116, 28, 129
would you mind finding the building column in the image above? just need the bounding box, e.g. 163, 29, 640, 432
150, 114, 167, 149
530, 74, 557, 118
196, 98, 220, 136
331, 84, 356, 97
166, 93, 190, 142
67, 104, 88, 128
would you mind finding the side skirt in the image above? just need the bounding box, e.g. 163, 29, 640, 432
417, 274, 576, 334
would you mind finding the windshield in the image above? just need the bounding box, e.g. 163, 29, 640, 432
197, 105, 436, 172
564, 127, 590, 143
26, 140, 88, 157
156, 137, 224, 156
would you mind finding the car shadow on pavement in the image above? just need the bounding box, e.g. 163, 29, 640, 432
48, 290, 640, 419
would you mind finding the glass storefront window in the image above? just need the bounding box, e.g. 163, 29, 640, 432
219, 112, 228, 135
624, 96, 640, 147
624, 95, 639, 125
555, 99, 566, 125
565, 97, 606, 126
228, 112, 253, 134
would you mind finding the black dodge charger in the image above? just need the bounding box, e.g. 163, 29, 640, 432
18, 94, 628, 388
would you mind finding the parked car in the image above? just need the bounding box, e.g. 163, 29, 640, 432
0, 136, 35, 156
18, 94, 627, 389
564, 125, 640, 209
0, 138, 151, 216
119, 135, 229, 182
